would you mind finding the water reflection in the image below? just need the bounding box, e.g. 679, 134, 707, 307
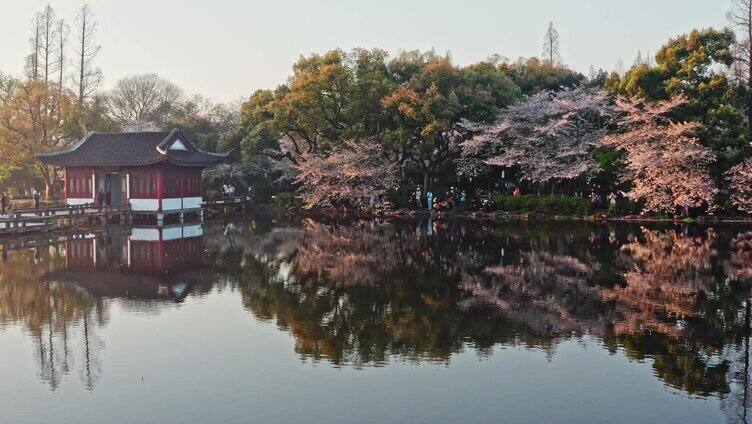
0, 224, 208, 390
2, 218, 752, 420
44, 225, 208, 302
0, 241, 107, 390
222, 220, 752, 408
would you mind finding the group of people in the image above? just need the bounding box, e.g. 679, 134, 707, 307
590, 190, 618, 211
222, 183, 237, 198
0, 189, 42, 216
413, 186, 467, 211
95, 188, 111, 207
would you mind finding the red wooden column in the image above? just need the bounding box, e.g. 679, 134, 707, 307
63, 168, 69, 202
156, 165, 164, 211
195, 168, 202, 198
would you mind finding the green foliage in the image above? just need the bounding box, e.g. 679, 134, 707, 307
271, 191, 303, 209
608, 197, 644, 216
387, 185, 414, 209
586, 68, 610, 88
231, 89, 280, 161
163, 95, 238, 152
498, 57, 585, 95
456, 61, 521, 122
493, 195, 593, 215
619, 64, 666, 99
591, 148, 626, 190
716, 192, 739, 216
204, 188, 221, 200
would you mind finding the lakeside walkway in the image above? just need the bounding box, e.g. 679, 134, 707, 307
0, 195, 252, 237
0, 204, 129, 236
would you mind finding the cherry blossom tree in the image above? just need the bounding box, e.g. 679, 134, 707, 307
726, 158, 752, 213
602, 97, 718, 214
461, 87, 618, 185
294, 139, 398, 209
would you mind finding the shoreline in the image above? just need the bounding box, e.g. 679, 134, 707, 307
271, 206, 752, 225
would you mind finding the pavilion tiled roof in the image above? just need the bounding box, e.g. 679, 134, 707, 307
37, 128, 230, 167
42, 267, 216, 301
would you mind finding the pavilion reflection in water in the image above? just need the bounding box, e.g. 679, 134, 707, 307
47, 224, 205, 301
4, 224, 208, 391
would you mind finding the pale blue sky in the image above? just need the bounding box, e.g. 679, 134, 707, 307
0, 0, 730, 102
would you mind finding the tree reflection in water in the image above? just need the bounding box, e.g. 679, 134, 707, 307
4, 218, 752, 420
0, 245, 107, 390
216, 219, 752, 408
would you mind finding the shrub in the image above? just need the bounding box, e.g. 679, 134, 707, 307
608, 197, 644, 216
204, 189, 221, 200
271, 191, 303, 209
387, 185, 414, 208
493, 195, 592, 215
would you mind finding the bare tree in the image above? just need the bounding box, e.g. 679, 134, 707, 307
25, 13, 41, 79
615, 58, 625, 76
38, 6, 57, 84
72, 4, 102, 106
728, 0, 752, 126
23, 7, 66, 122
633, 50, 644, 67
107, 73, 183, 128
56, 19, 69, 113
542, 22, 562, 65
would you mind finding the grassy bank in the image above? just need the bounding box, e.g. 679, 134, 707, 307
259, 192, 752, 224
491, 194, 593, 216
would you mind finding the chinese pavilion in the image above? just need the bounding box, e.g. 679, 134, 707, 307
37, 129, 229, 217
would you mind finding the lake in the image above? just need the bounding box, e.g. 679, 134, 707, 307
1, 217, 751, 423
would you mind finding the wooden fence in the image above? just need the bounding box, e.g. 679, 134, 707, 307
0, 204, 130, 236
0, 195, 253, 236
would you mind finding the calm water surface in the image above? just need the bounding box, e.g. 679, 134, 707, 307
2, 218, 752, 423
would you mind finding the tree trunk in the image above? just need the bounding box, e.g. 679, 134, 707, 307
78, 20, 85, 105
39, 164, 54, 200
423, 170, 431, 195
747, 6, 752, 130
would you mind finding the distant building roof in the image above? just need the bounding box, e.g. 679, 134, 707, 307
37, 128, 230, 167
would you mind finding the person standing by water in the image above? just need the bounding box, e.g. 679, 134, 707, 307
607, 192, 617, 212
415, 187, 423, 208
32, 189, 40, 212
0, 191, 7, 216
97, 188, 105, 207
427, 190, 434, 211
